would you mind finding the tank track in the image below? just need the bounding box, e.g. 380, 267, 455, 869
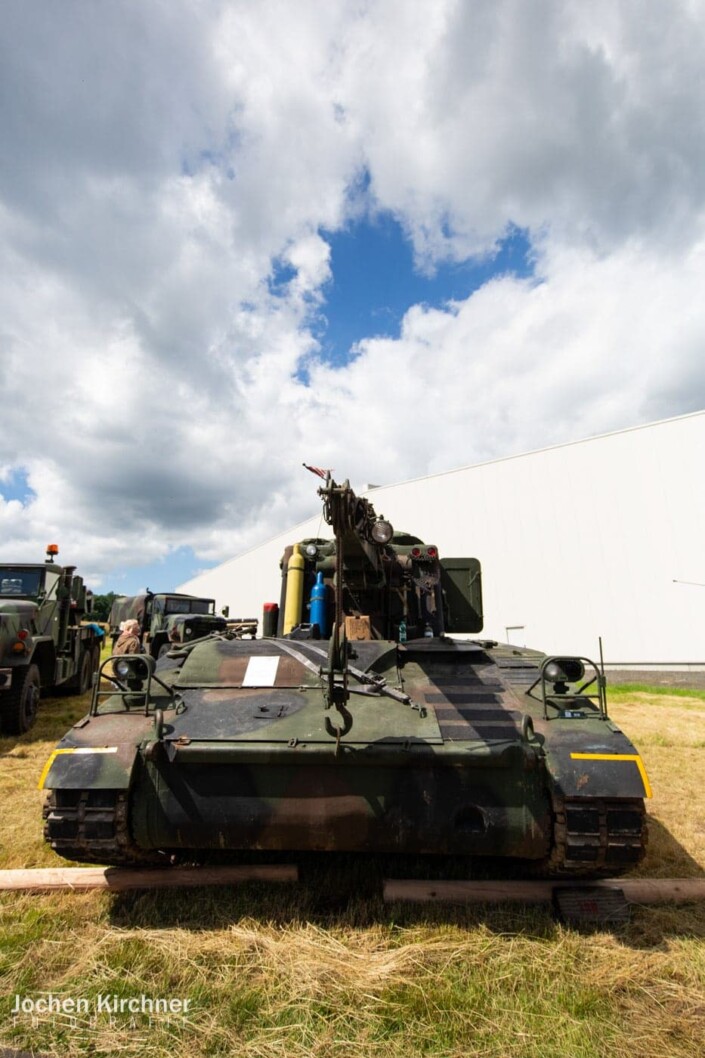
43, 788, 648, 876
545, 794, 647, 877
43, 789, 168, 867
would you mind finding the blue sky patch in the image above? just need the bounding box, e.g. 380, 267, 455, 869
314, 215, 534, 366
108, 546, 216, 596
0, 468, 35, 505
268, 258, 298, 296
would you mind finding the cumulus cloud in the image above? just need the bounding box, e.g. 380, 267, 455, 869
1, 0, 705, 585
328, 0, 705, 263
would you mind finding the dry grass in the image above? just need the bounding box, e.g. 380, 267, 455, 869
1, 687, 705, 1057
611, 692, 705, 877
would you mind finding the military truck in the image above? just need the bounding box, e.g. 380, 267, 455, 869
0, 546, 101, 733
108, 592, 227, 659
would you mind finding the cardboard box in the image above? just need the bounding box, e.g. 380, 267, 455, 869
344, 615, 372, 640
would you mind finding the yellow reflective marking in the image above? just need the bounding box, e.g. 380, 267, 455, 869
37, 746, 118, 790
570, 752, 652, 799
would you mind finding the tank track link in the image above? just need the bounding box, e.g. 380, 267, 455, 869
546, 795, 647, 877
43, 789, 168, 867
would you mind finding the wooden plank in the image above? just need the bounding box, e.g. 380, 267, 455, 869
0, 864, 298, 892
384, 879, 556, 903
620, 878, 705, 904
383, 877, 705, 905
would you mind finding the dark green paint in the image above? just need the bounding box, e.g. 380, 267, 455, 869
108, 591, 227, 657
0, 552, 100, 733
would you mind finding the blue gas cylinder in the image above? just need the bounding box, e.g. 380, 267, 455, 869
309, 572, 328, 638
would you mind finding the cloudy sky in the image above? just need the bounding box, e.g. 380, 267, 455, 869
2, 0, 705, 594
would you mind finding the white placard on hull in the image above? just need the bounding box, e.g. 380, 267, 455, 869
241, 655, 280, 687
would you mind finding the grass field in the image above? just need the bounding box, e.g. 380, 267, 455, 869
1, 683, 705, 1057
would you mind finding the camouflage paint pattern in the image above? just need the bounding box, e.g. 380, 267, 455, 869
42, 479, 649, 873
42, 633, 649, 868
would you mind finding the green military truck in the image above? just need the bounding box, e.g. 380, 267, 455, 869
108, 592, 228, 659
0, 545, 101, 733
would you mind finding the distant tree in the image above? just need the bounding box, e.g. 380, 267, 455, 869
91, 592, 119, 622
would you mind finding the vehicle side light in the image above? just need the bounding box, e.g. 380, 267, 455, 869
371, 519, 394, 545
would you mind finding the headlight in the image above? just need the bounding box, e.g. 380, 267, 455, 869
113, 655, 155, 682
371, 519, 393, 545
544, 657, 585, 683
304, 543, 318, 558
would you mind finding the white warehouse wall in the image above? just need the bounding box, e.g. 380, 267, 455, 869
178, 411, 705, 664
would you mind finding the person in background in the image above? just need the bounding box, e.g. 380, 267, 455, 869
113, 618, 142, 656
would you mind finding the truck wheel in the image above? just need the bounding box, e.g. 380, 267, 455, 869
67, 650, 93, 696
1, 664, 41, 734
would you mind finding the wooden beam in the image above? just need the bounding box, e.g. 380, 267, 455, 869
0, 864, 298, 892
3, 867, 703, 904
383, 877, 705, 905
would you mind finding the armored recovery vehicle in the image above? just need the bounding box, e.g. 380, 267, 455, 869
0, 546, 101, 733
42, 478, 650, 875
